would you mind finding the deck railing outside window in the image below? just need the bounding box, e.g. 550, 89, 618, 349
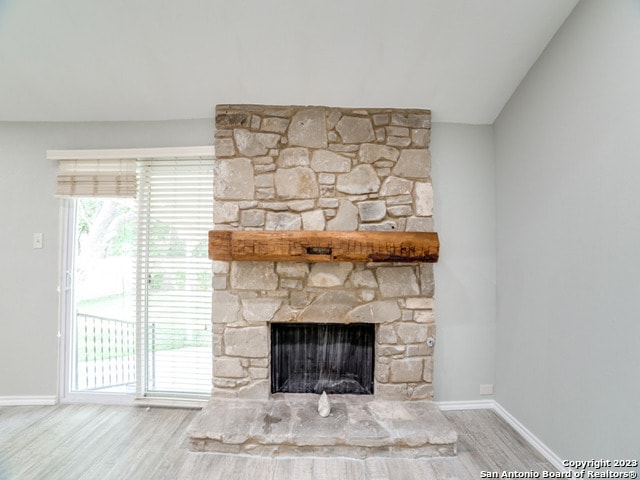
74, 313, 136, 391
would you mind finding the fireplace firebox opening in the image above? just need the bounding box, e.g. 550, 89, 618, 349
270, 323, 374, 395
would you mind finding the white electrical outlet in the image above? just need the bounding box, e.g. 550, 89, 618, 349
33, 233, 43, 249
479, 384, 494, 395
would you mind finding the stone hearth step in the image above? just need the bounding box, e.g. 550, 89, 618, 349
188, 395, 457, 459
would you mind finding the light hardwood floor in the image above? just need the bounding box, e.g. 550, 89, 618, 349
0, 404, 555, 479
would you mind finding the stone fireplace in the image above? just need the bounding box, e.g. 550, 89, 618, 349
188, 104, 456, 458
210, 104, 436, 401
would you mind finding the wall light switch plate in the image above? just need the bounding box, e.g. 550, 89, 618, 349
33, 233, 43, 249
479, 384, 494, 395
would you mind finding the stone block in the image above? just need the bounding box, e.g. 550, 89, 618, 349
310, 150, 351, 172
280, 278, 303, 289
396, 323, 429, 344
318, 198, 339, 209
420, 264, 435, 297
326, 199, 358, 231
298, 291, 358, 323
387, 205, 412, 217
406, 216, 434, 232
301, 209, 326, 230
410, 384, 434, 400
251, 115, 262, 130
405, 298, 434, 310
411, 128, 430, 147
213, 202, 240, 223
241, 298, 283, 323
265, 212, 302, 230
276, 263, 309, 278
212, 276, 227, 290
237, 379, 270, 400
326, 109, 342, 129
380, 176, 413, 197
329, 143, 359, 153
214, 137, 236, 157
358, 144, 399, 164
346, 301, 401, 324
320, 185, 335, 197
386, 126, 409, 137
241, 209, 265, 227
414, 311, 435, 324
212, 261, 230, 274
213, 357, 245, 378
224, 326, 269, 358
336, 116, 375, 143
214, 159, 255, 200
285, 200, 313, 212
318, 173, 336, 185
234, 129, 280, 156
406, 343, 431, 356
376, 267, 420, 298
393, 149, 430, 179
249, 367, 269, 380
308, 263, 353, 287
256, 188, 275, 200
423, 357, 434, 383
262, 117, 290, 133
414, 182, 433, 217
375, 383, 408, 400
288, 108, 328, 148
349, 270, 378, 288
212, 291, 240, 324
230, 262, 278, 290
386, 136, 411, 147
278, 147, 309, 167
385, 194, 412, 205
389, 358, 423, 383
216, 111, 250, 128
377, 345, 405, 356
359, 290, 375, 302
391, 113, 431, 128
372, 114, 389, 126
213, 378, 238, 389
375, 362, 390, 383
336, 165, 380, 194
254, 173, 274, 188
358, 221, 398, 231
377, 324, 398, 344
274, 167, 319, 199
357, 200, 386, 222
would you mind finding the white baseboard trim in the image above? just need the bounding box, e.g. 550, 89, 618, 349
492, 402, 567, 472
0, 396, 58, 406
436, 399, 495, 411
436, 399, 566, 472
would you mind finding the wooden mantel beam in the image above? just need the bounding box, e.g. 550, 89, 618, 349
209, 230, 439, 263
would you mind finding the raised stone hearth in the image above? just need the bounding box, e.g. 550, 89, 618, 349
189, 395, 457, 458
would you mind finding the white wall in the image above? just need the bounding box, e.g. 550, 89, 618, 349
431, 123, 496, 402
494, 0, 640, 459
0, 120, 213, 397
0, 119, 496, 402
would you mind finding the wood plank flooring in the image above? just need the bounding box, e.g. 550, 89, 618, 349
0, 404, 555, 479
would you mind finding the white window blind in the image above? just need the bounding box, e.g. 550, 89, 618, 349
56, 159, 137, 198
136, 157, 214, 399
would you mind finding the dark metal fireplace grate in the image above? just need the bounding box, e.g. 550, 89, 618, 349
270, 323, 374, 395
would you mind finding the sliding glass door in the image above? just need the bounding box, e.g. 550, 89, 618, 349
60, 154, 213, 402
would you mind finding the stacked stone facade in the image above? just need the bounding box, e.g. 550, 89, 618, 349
212, 104, 435, 401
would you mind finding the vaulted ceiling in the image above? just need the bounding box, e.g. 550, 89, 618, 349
0, 0, 579, 124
